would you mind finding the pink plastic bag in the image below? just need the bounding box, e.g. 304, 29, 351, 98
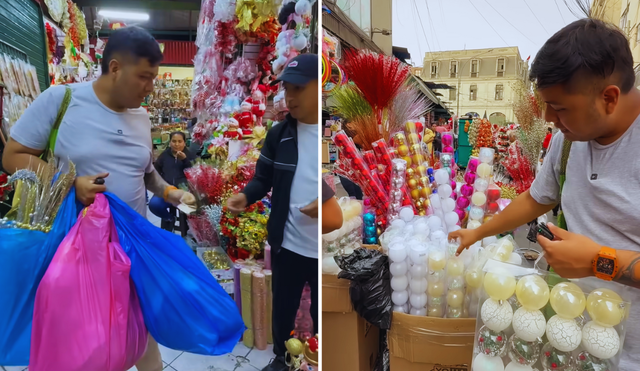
30, 194, 148, 371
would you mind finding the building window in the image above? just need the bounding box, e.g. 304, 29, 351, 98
449, 87, 457, 101
621, 8, 628, 32
470, 84, 477, 101
470, 60, 479, 77
430, 62, 438, 79
497, 58, 506, 77
450, 61, 458, 78
495, 84, 504, 100
337, 0, 372, 35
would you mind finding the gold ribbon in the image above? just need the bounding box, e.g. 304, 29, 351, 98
244, 126, 267, 147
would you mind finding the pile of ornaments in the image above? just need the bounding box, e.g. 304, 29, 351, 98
321, 198, 363, 274
473, 261, 629, 371
459, 149, 501, 229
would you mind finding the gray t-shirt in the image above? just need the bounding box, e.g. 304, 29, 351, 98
10, 82, 154, 216
531, 115, 640, 368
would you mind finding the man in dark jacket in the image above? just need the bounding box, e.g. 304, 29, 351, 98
227, 54, 319, 371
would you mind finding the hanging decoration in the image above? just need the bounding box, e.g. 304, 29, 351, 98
45, 0, 66, 23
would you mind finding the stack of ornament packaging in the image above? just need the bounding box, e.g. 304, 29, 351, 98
472, 245, 631, 371
235, 260, 273, 351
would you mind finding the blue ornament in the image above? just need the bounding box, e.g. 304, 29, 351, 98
365, 225, 377, 236
427, 168, 434, 176
433, 189, 438, 194
363, 212, 376, 224
365, 237, 377, 245
429, 176, 435, 183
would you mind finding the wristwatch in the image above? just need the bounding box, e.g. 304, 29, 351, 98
592, 246, 619, 281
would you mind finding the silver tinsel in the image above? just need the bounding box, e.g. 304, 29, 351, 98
203, 204, 222, 233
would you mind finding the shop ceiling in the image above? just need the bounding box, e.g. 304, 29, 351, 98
75, 0, 201, 40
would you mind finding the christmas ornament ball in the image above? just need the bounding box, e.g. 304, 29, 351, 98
428, 281, 445, 297
467, 220, 482, 230
476, 163, 493, 178
471, 192, 487, 206
397, 144, 409, 156
469, 206, 485, 221
504, 362, 533, 371
390, 261, 408, 276
322, 256, 340, 274
516, 275, 550, 311
427, 304, 443, 317
484, 269, 517, 301
391, 290, 409, 306
581, 321, 621, 360
586, 288, 626, 327
546, 315, 582, 352
481, 298, 514, 332
507, 334, 542, 366
466, 268, 484, 288
512, 307, 546, 342
420, 186, 432, 198
442, 198, 456, 213
407, 178, 418, 189
474, 178, 490, 192
550, 282, 586, 319
435, 169, 450, 185
447, 289, 465, 307
446, 257, 465, 276
438, 184, 453, 198
540, 342, 576, 371
473, 352, 505, 371
391, 275, 409, 291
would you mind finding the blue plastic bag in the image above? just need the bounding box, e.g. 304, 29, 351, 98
105, 193, 244, 355
0, 188, 78, 365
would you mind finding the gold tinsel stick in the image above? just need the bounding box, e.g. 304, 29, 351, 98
241, 268, 254, 348
265, 269, 273, 344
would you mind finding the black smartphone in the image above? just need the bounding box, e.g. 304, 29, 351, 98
537, 222, 555, 241
526, 222, 555, 243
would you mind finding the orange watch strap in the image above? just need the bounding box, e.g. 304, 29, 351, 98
600, 246, 616, 257
164, 186, 178, 201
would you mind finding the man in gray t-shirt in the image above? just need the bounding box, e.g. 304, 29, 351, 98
451, 19, 640, 368
2, 27, 194, 371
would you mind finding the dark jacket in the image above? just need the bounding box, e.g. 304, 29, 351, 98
154, 148, 194, 187
242, 114, 300, 256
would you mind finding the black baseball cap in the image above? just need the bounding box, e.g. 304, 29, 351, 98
273, 54, 318, 86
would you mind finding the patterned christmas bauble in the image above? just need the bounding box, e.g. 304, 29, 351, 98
507, 335, 541, 367
540, 342, 575, 371
512, 307, 546, 342
581, 321, 620, 360
576, 351, 613, 371
545, 315, 582, 352
477, 325, 508, 357
481, 298, 513, 332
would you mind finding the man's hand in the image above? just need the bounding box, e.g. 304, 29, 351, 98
300, 199, 319, 219
166, 189, 196, 207
537, 223, 598, 279
227, 193, 248, 215
176, 151, 187, 161
449, 228, 482, 256
75, 173, 109, 206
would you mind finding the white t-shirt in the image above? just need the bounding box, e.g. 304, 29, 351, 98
281, 122, 319, 258
10, 82, 154, 216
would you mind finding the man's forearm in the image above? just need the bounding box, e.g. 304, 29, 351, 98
613, 250, 640, 289
144, 169, 171, 197
476, 190, 556, 240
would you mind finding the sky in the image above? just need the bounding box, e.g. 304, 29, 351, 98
392, 0, 583, 67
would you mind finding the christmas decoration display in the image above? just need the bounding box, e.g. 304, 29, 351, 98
272, 0, 315, 75
147, 78, 192, 126
472, 258, 631, 371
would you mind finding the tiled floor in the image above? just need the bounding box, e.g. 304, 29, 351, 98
0, 199, 275, 371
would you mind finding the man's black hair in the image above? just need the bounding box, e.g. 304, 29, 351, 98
101, 26, 163, 74
530, 18, 635, 93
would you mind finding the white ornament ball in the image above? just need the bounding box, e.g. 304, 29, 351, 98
512, 307, 546, 342
481, 298, 513, 332
410, 293, 428, 308
469, 206, 485, 221
390, 261, 408, 276
473, 353, 505, 371
507, 252, 523, 265
294, 0, 312, 15
435, 169, 450, 185
410, 277, 428, 293
482, 236, 498, 246
438, 184, 453, 199
471, 192, 487, 206
442, 198, 456, 213
444, 212, 460, 227
393, 305, 406, 313
400, 207, 415, 222
410, 307, 427, 316
392, 290, 409, 306
322, 256, 340, 274
476, 163, 492, 178
546, 315, 582, 352
467, 220, 482, 230
504, 362, 533, 371
479, 147, 495, 164
427, 216, 443, 230
448, 225, 461, 233
581, 321, 621, 360
474, 178, 490, 192
429, 194, 443, 210
390, 218, 406, 229
388, 245, 407, 262
431, 229, 447, 242
292, 35, 308, 51
391, 275, 409, 291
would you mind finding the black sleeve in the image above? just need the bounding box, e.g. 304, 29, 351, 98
154, 155, 164, 175
322, 178, 335, 203
242, 128, 276, 204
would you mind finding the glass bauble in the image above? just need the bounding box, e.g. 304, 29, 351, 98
549, 282, 586, 319
476, 163, 492, 178
581, 321, 620, 360
481, 298, 513, 332
507, 334, 542, 366
546, 315, 582, 352
516, 275, 550, 311
484, 269, 516, 301
494, 239, 514, 262
466, 268, 484, 288
427, 281, 445, 297
576, 351, 613, 371
427, 304, 443, 317
447, 289, 464, 307
512, 307, 546, 342
446, 257, 465, 276
473, 353, 505, 371
471, 192, 487, 206
540, 342, 575, 371
428, 250, 446, 271
586, 288, 625, 327
477, 325, 508, 357
447, 306, 463, 318
469, 206, 485, 221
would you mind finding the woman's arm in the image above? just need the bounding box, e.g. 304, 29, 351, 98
321, 179, 343, 234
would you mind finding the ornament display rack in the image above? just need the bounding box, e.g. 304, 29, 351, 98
0, 39, 33, 148
146, 78, 192, 126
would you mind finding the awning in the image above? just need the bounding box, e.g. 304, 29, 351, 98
322, 2, 385, 54
410, 74, 445, 109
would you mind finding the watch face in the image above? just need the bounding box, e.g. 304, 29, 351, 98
597, 257, 616, 276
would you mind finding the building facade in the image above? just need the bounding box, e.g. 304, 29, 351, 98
329, 0, 393, 55
420, 47, 529, 124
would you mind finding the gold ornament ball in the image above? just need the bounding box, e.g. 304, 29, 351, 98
586, 288, 626, 327
286, 338, 304, 356
402, 156, 413, 167
416, 165, 428, 176
420, 187, 432, 198
412, 154, 424, 166
550, 282, 587, 319
411, 189, 420, 200
428, 281, 445, 297
447, 289, 464, 307
377, 227, 383, 236
483, 269, 517, 301
465, 269, 484, 289
406, 168, 415, 178
397, 145, 410, 156
418, 210, 426, 216
408, 178, 418, 189
515, 275, 550, 310
415, 200, 423, 209
405, 121, 416, 132
446, 257, 465, 276
407, 133, 420, 145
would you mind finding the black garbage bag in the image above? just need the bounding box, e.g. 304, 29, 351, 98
335, 248, 392, 330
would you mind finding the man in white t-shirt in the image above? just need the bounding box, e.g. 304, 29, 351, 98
227, 54, 319, 371
3, 26, 195, 371
451, 19, 640, 368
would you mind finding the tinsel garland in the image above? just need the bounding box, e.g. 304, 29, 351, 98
215, 21, 239, 59
45, 23, 57, 63
72, 4, 87, 45
221, 201, 269, 257
500, 143, 535, 195
235, 17, 280, 44
66, 0, 80, 57
235, 0, 281, 34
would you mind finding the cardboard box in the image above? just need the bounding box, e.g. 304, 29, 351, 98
388, 312, 475, 371
322, 274, 379, 371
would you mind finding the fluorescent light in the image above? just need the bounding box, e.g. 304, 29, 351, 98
98, 10, 150, 21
